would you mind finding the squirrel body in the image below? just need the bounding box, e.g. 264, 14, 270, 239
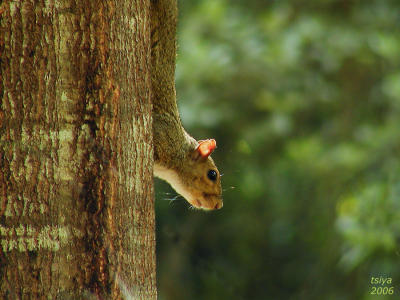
151, 0, 222, 210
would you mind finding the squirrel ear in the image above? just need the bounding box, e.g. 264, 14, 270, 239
196, 139, 216, 158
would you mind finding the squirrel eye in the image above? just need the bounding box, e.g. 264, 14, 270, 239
207, 170, 218, 181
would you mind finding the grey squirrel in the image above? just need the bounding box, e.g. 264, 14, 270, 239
150, 0, 223, 210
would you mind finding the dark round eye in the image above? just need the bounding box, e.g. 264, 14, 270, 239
207, 170, 218, 181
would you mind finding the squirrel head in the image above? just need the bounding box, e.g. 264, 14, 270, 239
184, 139, 222, 210
154, 139, 223, 210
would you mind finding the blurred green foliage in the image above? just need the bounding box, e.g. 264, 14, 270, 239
155, 0, 400, 299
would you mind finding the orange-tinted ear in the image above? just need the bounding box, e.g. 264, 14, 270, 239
197, 139, 217, 158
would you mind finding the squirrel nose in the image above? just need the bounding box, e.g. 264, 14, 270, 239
214, 202, 223, 210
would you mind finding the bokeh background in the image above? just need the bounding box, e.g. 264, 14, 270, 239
155, 0, 400, 299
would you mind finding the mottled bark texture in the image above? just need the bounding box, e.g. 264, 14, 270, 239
0, 0, 156, 299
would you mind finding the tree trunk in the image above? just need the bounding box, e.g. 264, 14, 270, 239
0, 0, 156, 299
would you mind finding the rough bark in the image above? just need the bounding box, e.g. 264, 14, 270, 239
0, 0, 156, 299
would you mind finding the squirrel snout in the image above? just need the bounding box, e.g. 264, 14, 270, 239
195, 193, 223, 210
195, 200, 222, 210
214, 202, 223, 210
